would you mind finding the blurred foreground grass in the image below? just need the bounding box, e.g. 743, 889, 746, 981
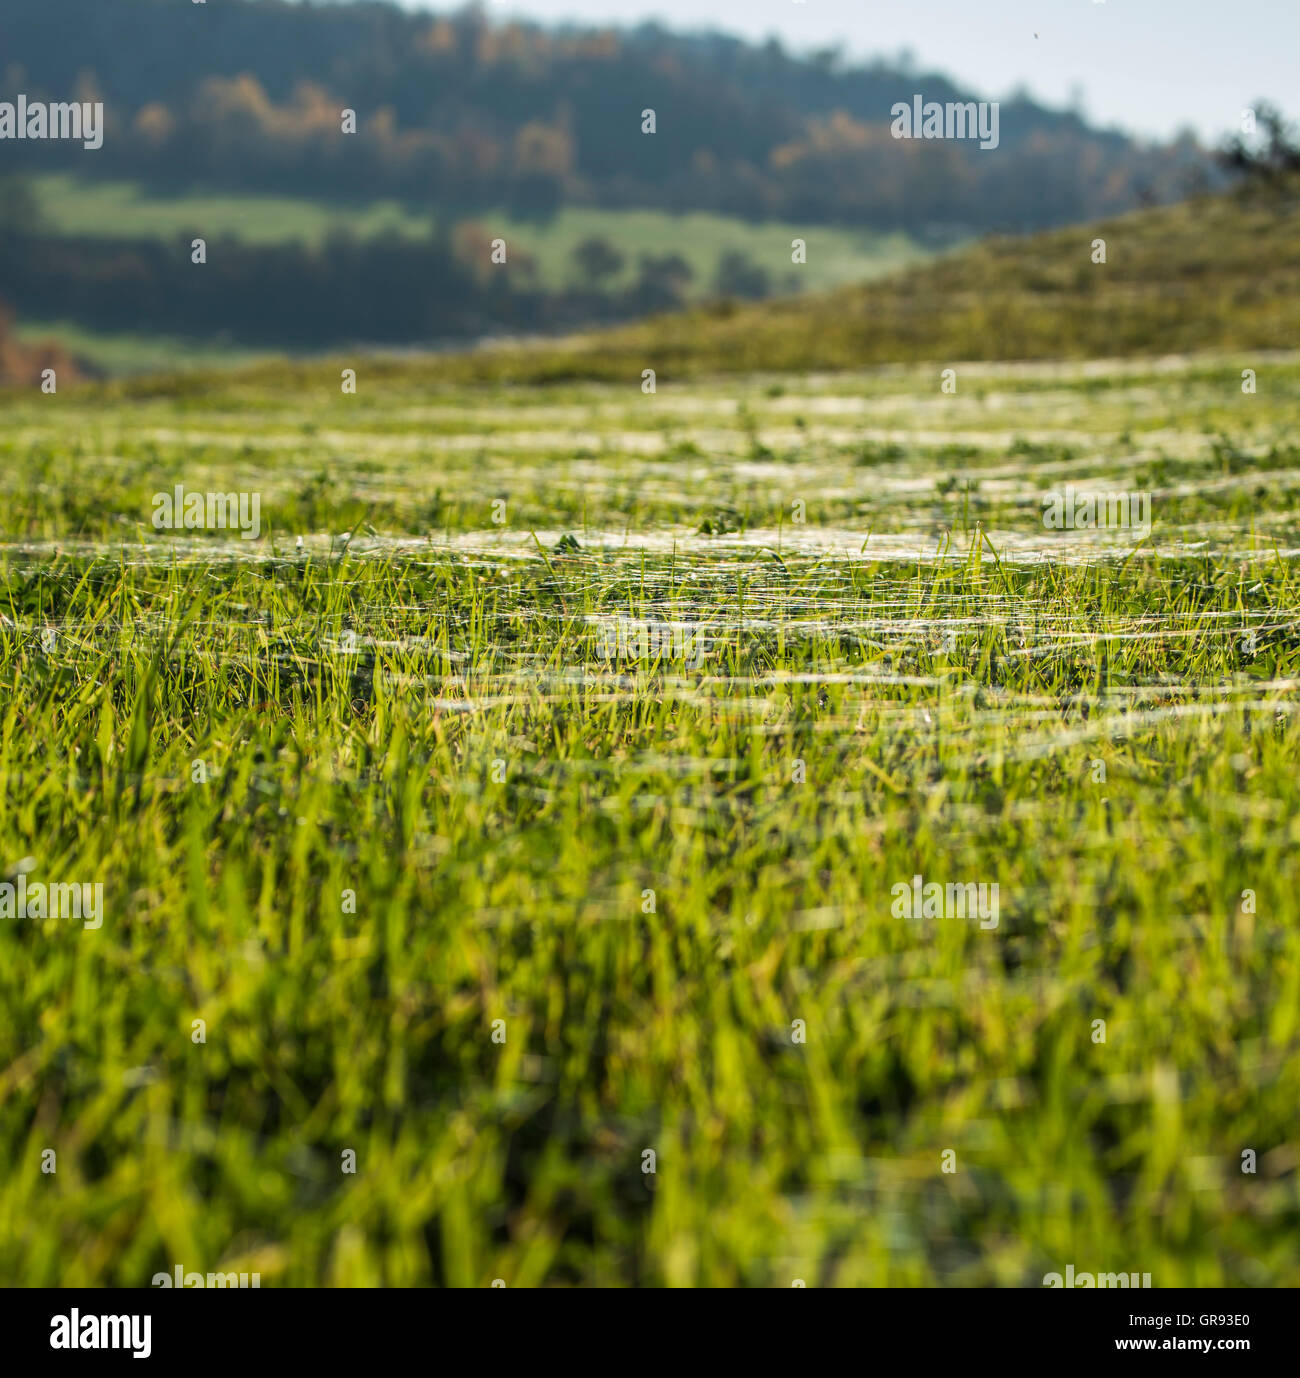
0, 349, 1297, 1284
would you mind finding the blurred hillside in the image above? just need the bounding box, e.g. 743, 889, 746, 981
540, 180, 1300, 380
82, 177, 1299, 396
0, 1, 1256, 371
0, 0, 1210, 232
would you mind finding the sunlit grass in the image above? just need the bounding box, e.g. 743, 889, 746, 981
0, 352, 1297, 1286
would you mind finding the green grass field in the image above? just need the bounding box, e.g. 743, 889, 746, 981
1, 331, 1298, 1284
28, 172, 929, 294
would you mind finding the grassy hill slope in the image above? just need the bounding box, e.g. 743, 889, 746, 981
239, 182, 1295, 392
432, 182, 1298, 385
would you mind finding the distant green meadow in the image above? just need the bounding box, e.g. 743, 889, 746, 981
0, 352, 1297, 1285
18, 176, 931, 377
28, 173, 928, 288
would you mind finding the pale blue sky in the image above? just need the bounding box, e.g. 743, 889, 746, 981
389, 0, 1295, 143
